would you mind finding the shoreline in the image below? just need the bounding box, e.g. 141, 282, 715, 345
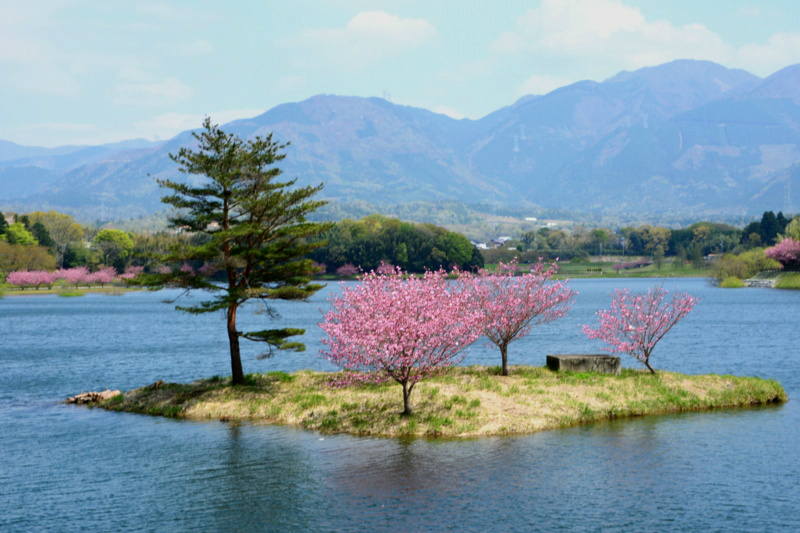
2, 287, 139, 297
91, 366, 787, 438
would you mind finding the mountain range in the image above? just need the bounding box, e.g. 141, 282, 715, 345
2, 59, 800, 222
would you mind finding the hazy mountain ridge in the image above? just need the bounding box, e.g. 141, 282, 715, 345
2, 59, 799, 221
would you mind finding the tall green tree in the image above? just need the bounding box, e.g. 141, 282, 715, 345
0, 210, 9, 236
93, 228, 134, 271
151, 118, 331, 385
28, 210, 85, 267
3, 223, 37, 246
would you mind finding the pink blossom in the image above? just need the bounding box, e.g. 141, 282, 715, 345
312, 261, 327, 274
7, 271, 35, 289
35, 271, 59, 289
611, 259, 651, 272
320, 268, 484, 415
468, 259, 576, 375
119, 265, 145, 281
88, 266, 118, 287
57, 267, 90, 288
765, 238, 800, 269
335, 263, 359, 277
375, 261, 395, 275
582, 286, 698, 374
198, 263, 218, 276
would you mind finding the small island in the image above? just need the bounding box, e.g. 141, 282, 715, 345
95, 366, 787, 438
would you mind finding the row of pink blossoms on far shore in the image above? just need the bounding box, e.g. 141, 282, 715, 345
5, 266, 145, 289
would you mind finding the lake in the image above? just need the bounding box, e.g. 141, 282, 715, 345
1, 278, 798, 532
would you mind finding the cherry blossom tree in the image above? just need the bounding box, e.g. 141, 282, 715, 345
765, 238, 800, 269
376, 261, 394, 275
320, 268, 484, 415
119, 265, 145, 282
88, 266, 118, 287
335, 263, 359, 277
7, 270, 60, 290
7, 271, 34, 289
35, 270, 59, 289
311, 261, 327, 275
58, 267, 90, 288
582, 286, 699, 374
470, 260, 576, 376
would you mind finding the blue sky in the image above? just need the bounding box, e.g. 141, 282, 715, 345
2, 0, 800, 147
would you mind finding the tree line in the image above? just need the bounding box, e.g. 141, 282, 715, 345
308, 213, 484, 274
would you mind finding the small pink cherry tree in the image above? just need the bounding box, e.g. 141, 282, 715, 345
320, 268, 484, 415
470, 259, 576, 376
335, 263, 359, 277
88, 266, 118, 287
119, 265, 145, 283
582, 286, 699, 374
57, 267, 90, 288
6, 271, 35, 289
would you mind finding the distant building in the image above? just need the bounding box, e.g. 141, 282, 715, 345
489, 236, 512, 247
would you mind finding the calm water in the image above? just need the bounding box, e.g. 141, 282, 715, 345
1, 278, 798, 532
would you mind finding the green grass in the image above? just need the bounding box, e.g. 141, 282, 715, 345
776, 273, 800, 290
96, 366, 787, 438
58, 290, 86, 297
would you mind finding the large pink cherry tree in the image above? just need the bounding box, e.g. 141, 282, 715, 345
582, 286, 698, 374
765, 238, 800, 269
470, 260, 576, 376
320, 267, 484, 415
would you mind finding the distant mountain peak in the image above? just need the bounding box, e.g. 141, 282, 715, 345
749, 64, 800, 103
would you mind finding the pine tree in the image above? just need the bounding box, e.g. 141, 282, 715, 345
151, 118, 332, 385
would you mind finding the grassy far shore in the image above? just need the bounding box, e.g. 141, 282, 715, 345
95, 366, 787, 438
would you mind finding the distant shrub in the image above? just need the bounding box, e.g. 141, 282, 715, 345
335, 263, 360, 277
719, 276, 745, 288
611, 258, 650, 272
710, 249, 781, 284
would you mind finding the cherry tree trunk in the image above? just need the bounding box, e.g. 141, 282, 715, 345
227, 303, 245, 385
500, 344, 509, 376
401, 381, 413, 416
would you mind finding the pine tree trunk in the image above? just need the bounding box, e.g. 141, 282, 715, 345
227, 303, 245, 385
501, 343, 509, 376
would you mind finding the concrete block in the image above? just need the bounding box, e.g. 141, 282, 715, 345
546, 354, 621, 375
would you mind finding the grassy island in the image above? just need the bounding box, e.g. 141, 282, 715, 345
97, 366, 787, 438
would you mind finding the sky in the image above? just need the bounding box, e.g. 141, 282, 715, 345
3, 0, 800, 147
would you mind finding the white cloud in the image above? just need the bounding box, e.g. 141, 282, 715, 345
737, 32, 800, 76
133, 108, 266, 140
514, 74, 573, 98
493, 0, 732, 71
280, 11, 437, 72
114, 77, 194, 106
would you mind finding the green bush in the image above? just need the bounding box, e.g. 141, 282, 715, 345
58, 290, 85, 297
710, 249, 781, 284
719, 276, 745, 288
